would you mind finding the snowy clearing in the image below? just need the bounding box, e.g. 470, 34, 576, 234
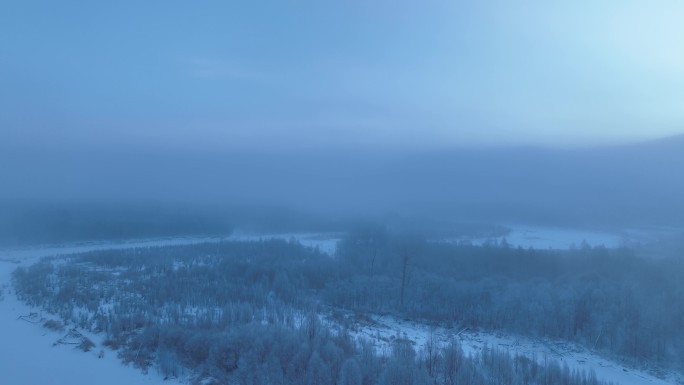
0, 231, 340, 264
332, 312, 681, 385
0, 256, 184, 385
441, 225, 625, 250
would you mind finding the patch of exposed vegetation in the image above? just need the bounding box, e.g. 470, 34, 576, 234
43, 319, 65, 332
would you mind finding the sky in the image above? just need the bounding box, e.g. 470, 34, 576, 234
2, 0, 684, 152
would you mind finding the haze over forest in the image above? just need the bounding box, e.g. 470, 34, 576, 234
4, 2, 684, 385
3, 1, 684, 241
2, 133, 684, 245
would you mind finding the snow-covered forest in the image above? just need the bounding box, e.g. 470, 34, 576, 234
10, 230, 683, 384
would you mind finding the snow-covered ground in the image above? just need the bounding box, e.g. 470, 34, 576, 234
441, 225, 625, 250
501, 225, 624, 249
0, 233, 340, 385
335, 313, 680, 385
0, 235, 230, 264
0, 252, 184, 385
0, 231, 340, 264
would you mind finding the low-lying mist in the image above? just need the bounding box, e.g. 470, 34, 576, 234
2, 135, 684, 246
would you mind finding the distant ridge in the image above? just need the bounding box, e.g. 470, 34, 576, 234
627, 132, 684, 150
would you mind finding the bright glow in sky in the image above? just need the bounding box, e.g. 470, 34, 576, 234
1, 0, 683, 149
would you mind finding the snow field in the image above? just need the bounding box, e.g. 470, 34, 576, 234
332, 312, 679, 385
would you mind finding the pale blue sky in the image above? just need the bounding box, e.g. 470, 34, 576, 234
2, 0, 683, 150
